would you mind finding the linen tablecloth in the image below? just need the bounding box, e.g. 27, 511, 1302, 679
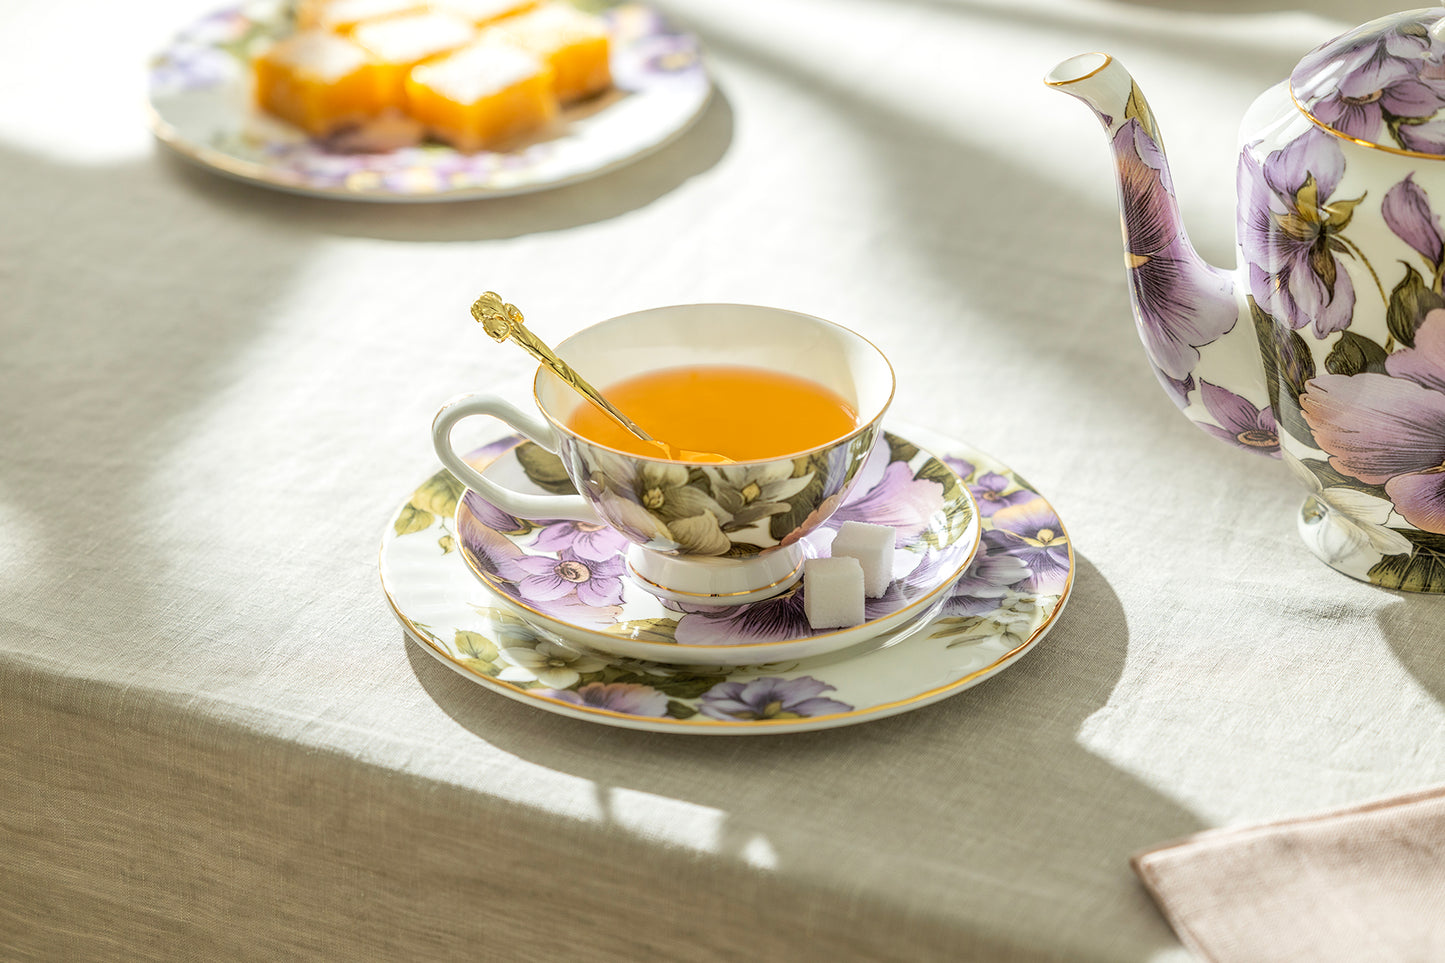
3, 0, 1442, 959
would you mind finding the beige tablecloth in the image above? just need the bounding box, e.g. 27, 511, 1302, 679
3, 0, 1442, 960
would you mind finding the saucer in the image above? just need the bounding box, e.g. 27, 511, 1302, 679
147, 1, 711, 201
379, 423, 1075, 734
451, 431, 980, 665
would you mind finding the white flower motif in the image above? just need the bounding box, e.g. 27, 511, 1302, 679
668, 510, 732, 556
941, 596, 1047, 649
709, 463, 814, 522
467, 608, 544, 647
1285, 453, 1414, 563
594, 489, 674, 547
497, 640, 609, 688
990, 597, 1048, 647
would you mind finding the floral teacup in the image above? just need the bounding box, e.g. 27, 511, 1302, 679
432, 303, 896, 605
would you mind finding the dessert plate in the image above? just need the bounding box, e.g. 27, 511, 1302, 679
380, 423, 1075, 734
452, 431, 980, 665
147, 0, 711, 201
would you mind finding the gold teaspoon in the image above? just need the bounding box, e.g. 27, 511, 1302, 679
471, 293, 732, 463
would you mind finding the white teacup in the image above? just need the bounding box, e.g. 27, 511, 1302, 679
432, 303, 895, 604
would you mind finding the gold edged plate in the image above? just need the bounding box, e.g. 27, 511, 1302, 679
379, 423, 1074, 734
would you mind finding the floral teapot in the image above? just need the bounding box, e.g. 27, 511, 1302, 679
1047, 8, 1445, 593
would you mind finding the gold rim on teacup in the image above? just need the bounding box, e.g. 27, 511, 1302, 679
432, 303, 896, 604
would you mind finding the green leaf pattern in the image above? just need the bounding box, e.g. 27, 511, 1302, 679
384, 434, 1068, 726
1244, 163, 1445, 591
930, 596, 1052, 651
407, 452, 1004, 708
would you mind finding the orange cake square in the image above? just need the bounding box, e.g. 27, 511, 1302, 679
252, 30, 389, 136
352, 11, 477, 105
428, 0, 537, 28
493, 2, 611, 103
296, 0, 427, 34
404, 38, 556, 151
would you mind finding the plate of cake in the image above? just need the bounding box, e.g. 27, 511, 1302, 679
147, 0, 712, 200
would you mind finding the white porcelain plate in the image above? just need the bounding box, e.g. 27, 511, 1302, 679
147, 0, 711, 200
380, 423, 1075, 734
451, 432, 980, 665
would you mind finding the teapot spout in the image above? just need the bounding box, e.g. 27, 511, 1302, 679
1046, 55, 1276, 456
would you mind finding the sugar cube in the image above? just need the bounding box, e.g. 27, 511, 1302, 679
830, 520, 895, 597
803, 557, 866, 630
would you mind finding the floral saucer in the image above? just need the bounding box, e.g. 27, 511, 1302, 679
450, 432, 981, 665
146, 1, 710, 201
380, 424, 1075, 734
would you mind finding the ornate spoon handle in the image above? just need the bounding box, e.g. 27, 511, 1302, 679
471, 292, 657, 443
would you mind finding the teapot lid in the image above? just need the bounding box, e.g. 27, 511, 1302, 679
1290, 7, 1445, 158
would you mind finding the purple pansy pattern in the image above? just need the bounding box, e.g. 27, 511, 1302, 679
1056, 12, 1445, 592
1239, 129, 1363, 340
1065, 80, 1242, 426
1302, 310, 1445, 536
1291, 11, 1445, 156
531, 519, 625, 562
385, 431, 1072, 728
512, 550, 628, 609
457, 432, 976, 647
929, 455, 1071, 650
697, 677, 852, 721
1197, 380, 1280, 457
1112, 118, 1239, 386
979, 498, 1071, 595
539, 682, 671, 717
1237, 107, 1445, 590
962, 471, 1034, 516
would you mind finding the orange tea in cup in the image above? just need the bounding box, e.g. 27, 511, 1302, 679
435, 303, 894, 603
564, 364, 858, 461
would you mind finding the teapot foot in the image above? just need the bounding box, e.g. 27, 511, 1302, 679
1296, 496, 1444, 594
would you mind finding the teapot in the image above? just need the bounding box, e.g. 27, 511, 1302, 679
1048, 8, 1445, 593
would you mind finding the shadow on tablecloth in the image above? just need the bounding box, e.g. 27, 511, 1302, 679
1105, 0, 1375, 16
407, 554, 1203, 961
1380, 596, 1445, 708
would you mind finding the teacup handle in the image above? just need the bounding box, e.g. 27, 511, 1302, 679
431, 394, 599, 522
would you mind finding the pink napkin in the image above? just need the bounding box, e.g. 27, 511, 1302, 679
1132, 785, 1445, 963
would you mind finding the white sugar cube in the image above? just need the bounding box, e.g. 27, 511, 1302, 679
830, 520, 895, 597
803, 556, 866, 630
